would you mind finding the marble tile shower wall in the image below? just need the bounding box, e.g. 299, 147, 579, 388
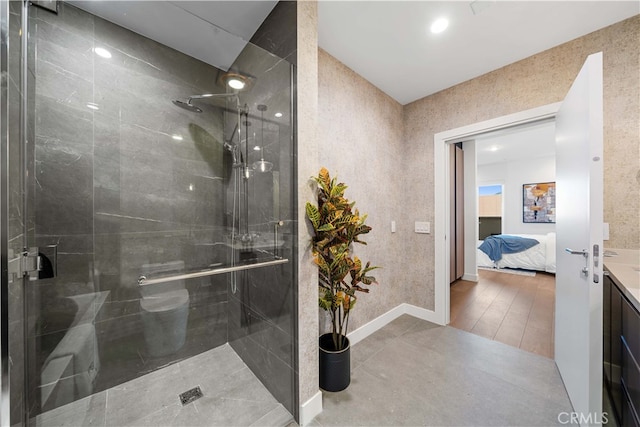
7, 2, 27, 425
223, 30, 297, 415
31, 3, 234, 412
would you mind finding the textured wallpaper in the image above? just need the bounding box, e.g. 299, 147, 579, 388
404, 15, 640, 310
317, 15, 639, 318
318, 49, 405, 333
304, 14, 639, 418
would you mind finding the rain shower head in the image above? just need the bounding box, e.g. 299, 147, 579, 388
173, 92, 240, 113
172, 100, 203, 113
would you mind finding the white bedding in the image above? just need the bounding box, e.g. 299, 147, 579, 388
477, 232, 556, 273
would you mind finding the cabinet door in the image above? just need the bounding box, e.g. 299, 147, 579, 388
604, 275, 612, 388
612, 284, 624, 419
621, 391, 640, 427
622, 298, 640, 422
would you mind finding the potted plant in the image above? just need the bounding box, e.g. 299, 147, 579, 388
305, 168, 379, 392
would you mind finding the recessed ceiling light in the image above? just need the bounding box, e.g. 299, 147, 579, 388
490, 146, 499, 152
430, 17, 449, 34
218, 72, 251, 91
274, 112, 283, 118
93, 47, 112, 59
227, 78, 245, 90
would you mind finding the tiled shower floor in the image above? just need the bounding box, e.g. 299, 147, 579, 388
34, 344, 294, 426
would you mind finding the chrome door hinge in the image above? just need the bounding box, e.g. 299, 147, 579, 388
9, 245, 57, 281
8, 247, 42, 281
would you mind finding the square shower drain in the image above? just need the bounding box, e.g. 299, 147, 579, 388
179, 386, 203, 405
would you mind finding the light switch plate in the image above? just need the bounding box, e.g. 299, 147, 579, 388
415, 221, 430, 234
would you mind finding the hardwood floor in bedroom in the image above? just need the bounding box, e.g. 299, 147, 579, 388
450, 269, 555, 359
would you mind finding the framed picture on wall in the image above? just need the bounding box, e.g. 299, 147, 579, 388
523, 182, 556, 223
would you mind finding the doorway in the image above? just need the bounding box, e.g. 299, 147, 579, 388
433, 102, 560, 325
435, 52, 605, 422
447, 121, 557, 358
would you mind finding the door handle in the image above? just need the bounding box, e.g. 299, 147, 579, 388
565, 248, 588, 258
565, 248, 590, 278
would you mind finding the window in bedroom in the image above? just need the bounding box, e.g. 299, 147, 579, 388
478, 184, 502, 240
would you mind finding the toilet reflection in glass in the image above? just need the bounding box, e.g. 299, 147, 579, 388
139, 261, 190, 357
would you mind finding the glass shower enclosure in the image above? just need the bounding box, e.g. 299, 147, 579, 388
1, 1, 297, 425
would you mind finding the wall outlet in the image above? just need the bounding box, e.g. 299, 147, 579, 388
415, 221, 430, 234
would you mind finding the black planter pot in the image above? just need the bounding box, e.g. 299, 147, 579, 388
319, 333, 350, 392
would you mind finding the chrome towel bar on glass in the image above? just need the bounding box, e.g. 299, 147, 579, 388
138, 258, 288, 286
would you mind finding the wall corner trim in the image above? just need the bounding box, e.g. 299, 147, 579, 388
462, 273, 479, 282
347, 303, 441, 347
299, 391, 323, 426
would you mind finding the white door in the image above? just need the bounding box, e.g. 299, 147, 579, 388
555, 52, 604, 425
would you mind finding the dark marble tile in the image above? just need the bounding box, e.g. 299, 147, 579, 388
229, 322, 295, 414
116, 191, 176, 225
51, 252, 94, 288
94, 117, 121, 192
37, 2, 95, 40
35, 59, 94, 114
93, 232, 121, 277
34, 18, 94, 81
35, 96, 93, 145
94, 186, 120, 221
34, 138, 93, 236
9, 316, 25, 426
24, 0, 298, 419
250, 1, 297, 66
228, 294, 293, 366
92, 10, 225, 92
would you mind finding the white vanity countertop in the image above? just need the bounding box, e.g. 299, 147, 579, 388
604, 248, 640, 312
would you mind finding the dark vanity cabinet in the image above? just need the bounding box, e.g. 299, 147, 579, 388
604, 270, 640, 427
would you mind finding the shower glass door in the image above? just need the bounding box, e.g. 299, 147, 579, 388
11, 1, 297, 424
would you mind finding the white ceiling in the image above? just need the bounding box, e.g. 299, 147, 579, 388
318, 1, 639, 105
68, 1, 278, 71
475, 120, 555, 166
67, 1, 638, 105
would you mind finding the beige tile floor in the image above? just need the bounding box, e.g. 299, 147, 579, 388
35, 315, 573, 427
312, 315, 572, 426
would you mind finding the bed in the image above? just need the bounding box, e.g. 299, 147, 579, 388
477, 232, 556, 273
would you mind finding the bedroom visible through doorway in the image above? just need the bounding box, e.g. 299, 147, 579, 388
450, 119, 557, 359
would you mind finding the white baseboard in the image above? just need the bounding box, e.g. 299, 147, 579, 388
299, 391, 322, 427
302, 304, 440, 424
462, 273, 478, 282
401, 303, 441, 324
347, 305, 406, 345
347, 303, 441, 346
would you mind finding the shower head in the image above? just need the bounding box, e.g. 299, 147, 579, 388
172, 100, 203, 113
173, 92, 240, 114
